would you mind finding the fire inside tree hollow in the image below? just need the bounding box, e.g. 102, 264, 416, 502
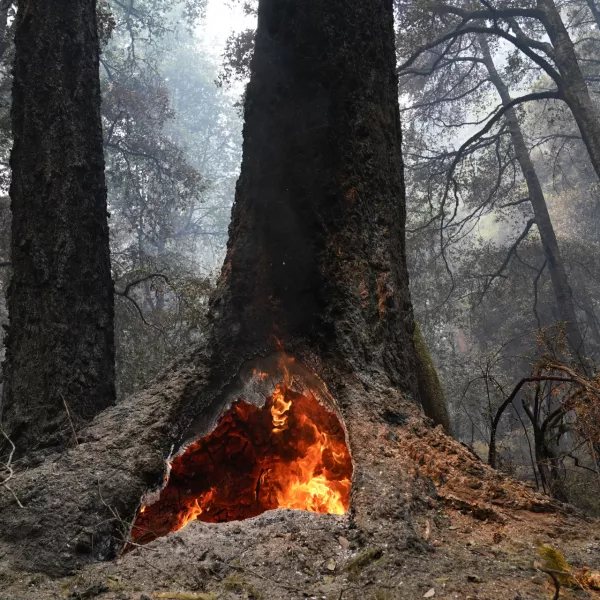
131, 359, 353, 545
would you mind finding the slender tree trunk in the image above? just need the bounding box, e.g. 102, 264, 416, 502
538, 0, 600, 182
1, 0, 115, 454
480, 37, 585, 359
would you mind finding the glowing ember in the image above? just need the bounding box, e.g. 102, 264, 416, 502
131, 364, 352, 544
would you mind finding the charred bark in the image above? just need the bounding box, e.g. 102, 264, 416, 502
209, 0, 416, 390
1, 0, 115, 454
0, 0, 422, 576
480, 36, 585, 361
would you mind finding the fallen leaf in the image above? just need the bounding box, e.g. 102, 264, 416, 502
424, 588, 435, 598
326, 558, 336, 571
423, 519, 431, 541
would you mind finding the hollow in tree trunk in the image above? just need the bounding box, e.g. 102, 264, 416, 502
0, 0, 441, 575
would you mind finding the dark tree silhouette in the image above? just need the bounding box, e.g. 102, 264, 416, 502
1, 0, 115, 454
0, 0, 429, 574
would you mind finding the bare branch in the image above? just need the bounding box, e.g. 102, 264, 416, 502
115, 272, 170, 297
488, 375, 572, 467
0, 429, 24, 508
397, 25, 563, 90
476, 218, 537, 301
498, 197, 531, 209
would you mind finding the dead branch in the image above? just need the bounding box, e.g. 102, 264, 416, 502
537, 566, 562, 600
488, 375, 571, 468
0, 428, 24, 508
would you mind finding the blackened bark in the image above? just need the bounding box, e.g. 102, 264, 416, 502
480, 37, 585, 359
0, 0, 423, 574
210, 0, 416, 393
2, 0, 115, 454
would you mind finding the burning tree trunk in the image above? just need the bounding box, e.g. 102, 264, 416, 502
0, 0, 426, 575
208, 0, 416, 385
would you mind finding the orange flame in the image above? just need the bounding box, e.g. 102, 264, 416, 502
271, 384, 293, 431
131, 358, 352, 545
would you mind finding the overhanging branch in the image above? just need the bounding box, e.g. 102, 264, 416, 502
476, 218, 537, 301
397, 25, 563, 90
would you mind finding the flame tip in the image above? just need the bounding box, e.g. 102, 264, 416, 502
132, 359, 352, 543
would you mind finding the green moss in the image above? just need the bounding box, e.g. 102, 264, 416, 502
223, 573, 264, 599
414, 323, 452, 434
344, 547, 383, 579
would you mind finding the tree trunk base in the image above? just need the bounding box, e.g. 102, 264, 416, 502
0, 337, 417, 575
0, 337, 560, 579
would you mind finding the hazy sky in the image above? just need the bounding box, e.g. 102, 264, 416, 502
199, 0, 255, 57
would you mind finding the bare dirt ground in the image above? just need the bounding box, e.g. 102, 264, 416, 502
1, 420, 599, 600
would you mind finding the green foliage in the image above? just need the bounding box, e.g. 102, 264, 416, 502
537, 542, 575, 585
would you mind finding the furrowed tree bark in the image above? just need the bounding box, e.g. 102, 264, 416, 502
479, 36, 586, 360
209, 0, 416, 391
1, 0, 115, 454
0, 0, 425, 575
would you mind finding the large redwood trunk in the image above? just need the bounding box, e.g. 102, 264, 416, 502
0, 0, 422, 575
1, 0, 115, 455
209, 0, 416, 389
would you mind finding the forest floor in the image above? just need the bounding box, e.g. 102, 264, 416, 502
1, 422, 599, 600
